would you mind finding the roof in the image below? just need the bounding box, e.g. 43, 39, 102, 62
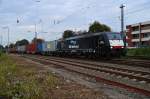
65, 32, 119, 40
127, 20, 150, 27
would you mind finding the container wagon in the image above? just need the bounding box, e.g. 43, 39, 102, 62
37, 43, 43, 54
9, 47, 17, 53
42, 40, 57, 55
17, 45, 26, 54
26, 43, 37, 54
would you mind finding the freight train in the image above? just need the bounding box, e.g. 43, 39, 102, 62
9, 32, 126, 57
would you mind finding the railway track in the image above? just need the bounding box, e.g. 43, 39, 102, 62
38, 55, 150, 68
22, 55, 150, 96
110, 58, 150, 68
127, 56, 150, 60
36, 55, 150, 74
50, 55, 150, 69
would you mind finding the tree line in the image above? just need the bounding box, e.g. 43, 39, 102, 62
63, 21, 111, 39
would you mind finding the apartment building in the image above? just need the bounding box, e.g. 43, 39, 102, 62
126, 21, 150, 47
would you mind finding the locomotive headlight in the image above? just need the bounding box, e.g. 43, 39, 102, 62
93, 50, 95, 53
111, 46, 113, 49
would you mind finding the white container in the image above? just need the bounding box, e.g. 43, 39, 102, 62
17, 45, 26, 53
42, 40, 57, 52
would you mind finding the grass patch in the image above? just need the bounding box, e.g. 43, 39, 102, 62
0, 54, 58, 99
127, 47, 150, 58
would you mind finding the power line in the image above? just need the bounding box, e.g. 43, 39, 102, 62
126, 1, 150, 11
118, 0, 128, 4
53, 0, 121, 25
49, 0, 150, 34
48, 0, 125, 28
126, 5, 150, 16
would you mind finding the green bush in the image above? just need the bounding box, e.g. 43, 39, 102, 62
0, 54, 58, 99
127, 48, 150, 57
0, 51, 3, 56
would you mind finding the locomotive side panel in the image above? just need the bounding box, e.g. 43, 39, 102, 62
61, 35, 100, 55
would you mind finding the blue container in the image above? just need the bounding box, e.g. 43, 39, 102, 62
37, 43, 43, 54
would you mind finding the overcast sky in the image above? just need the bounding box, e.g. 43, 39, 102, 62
0, 0, 150, 45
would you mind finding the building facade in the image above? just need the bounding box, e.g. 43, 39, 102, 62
126, 21, 150, 47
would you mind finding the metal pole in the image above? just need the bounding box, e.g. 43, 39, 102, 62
35, 24, 37, 39
120, 4, 125, 46
120, 4, 125, 35
40, 19, 43, 33
34, 24, 37, 44
0, 35, 2, 45
7, 27, 10, 53
139, 23, 142, 48
0, 35, 2, 51
34, 0, 40, 43
2, 26, 10, 53
8, 27, 9, 47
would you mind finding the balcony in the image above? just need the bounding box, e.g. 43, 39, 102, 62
131, 39, 139, 42
131, 37, 150, 42
142, 29, 150, 33
131, 29, 150, 34
131, 31, 139, 34
141, 37, 150, 41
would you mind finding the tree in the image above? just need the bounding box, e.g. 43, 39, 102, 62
15, 39, 29, 46
0, 45, 4, 53
88, 21, 111, 33
102, 24, 111, 32
9, 43, 15, 48
63, 30, 74, 39
0, 45, 4, 50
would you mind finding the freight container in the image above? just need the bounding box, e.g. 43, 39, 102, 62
17, 45, 26, 53
9, 47, 17, 53
37, 43, 43, 54
26, 43, 37, 54
42, 40, 57, 54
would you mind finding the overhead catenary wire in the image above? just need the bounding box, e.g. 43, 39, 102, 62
46, 0, 150, 36
51, 0, 128, 27
125, 5, 150, 16
40, 0, 150, 38
52, 0, 121, 25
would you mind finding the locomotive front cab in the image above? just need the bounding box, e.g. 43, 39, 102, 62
97, 34, 110, 56
106, 32, 125, 56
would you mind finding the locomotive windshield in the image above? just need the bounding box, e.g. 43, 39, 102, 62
107, 33, 122, 40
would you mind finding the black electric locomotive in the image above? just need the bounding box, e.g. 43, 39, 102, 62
57, 32, 125, 57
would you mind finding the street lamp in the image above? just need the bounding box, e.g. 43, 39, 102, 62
2, 26, 10, 53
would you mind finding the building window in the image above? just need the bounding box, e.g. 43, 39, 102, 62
132, 34, 139, 39
133, 42, 139, 47
141, 41, 149, 47
143, 33, 149, 38
142, 24, 150, 30
132, 26, 139, 31
142, 32, 150, 38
